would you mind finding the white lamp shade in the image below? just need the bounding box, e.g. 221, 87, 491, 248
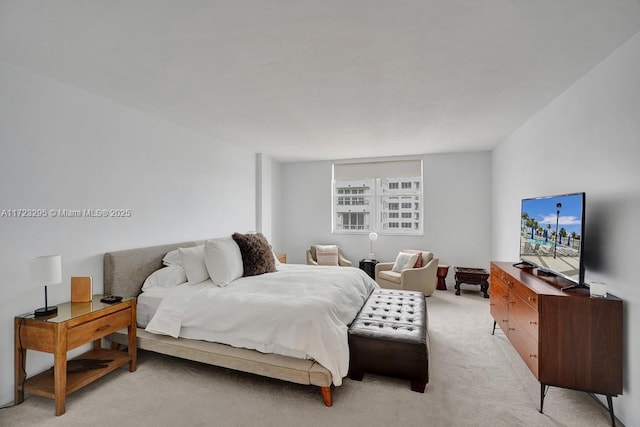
369, 232, 378, 241
28, 255, 62, 286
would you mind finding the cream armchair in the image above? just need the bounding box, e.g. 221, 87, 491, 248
375, 250, 438, 296
306, 245, 353, 267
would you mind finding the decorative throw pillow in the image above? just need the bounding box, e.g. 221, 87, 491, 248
232, 232, 276, 277
179, 245, 209, 284
402, 249, 423, 268
391, 251, 420, 273
315, 245, 339, 266
204, 238, 244, 287
162, 249, 182, 267
141, 266, 187, 292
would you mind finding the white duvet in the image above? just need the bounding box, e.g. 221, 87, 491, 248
145, 264, 378, 385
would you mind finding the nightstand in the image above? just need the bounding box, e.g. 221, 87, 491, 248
359, 259, 378, 280
14, 296, 137, 415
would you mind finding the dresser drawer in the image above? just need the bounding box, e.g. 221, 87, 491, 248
509, 279, 539, 311
490, 297, 509, 333
508, 325, 539, 378
67, 308, 131, 350
490, 276, 509, 300
490, 265, 510, 285
509, 292, 539, 340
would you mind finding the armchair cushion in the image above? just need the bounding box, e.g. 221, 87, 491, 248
377, 269, 401, 284
402, 249, 424, 268
315, 245, 339, 266
391, 252, 420, 273
307, 245, 353, 267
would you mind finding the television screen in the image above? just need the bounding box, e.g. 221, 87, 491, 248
519, 192, 585, 285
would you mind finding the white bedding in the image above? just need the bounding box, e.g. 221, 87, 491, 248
145, 264, 378, 385
136, 290, 165, 328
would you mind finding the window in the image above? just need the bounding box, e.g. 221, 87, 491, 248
341, 212, 366, 230
332, 159, 423, 235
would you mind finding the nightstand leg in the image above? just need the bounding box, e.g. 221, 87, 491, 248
54, 330, 68, 416
14, 318, 25, 405
128, 304, 137, 372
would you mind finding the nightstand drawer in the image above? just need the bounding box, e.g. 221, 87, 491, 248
67, 308, 131, 350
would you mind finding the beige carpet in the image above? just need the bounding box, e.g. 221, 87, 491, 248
0, 288, 616, 427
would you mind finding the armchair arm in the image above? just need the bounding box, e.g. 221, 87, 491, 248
401, 257, 438, 296
306, 250, 319, 265
338, 251, 352, 267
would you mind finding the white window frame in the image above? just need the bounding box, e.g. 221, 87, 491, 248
332, 158, 423, 235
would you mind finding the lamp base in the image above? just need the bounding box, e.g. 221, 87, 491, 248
34, 306, 58, 317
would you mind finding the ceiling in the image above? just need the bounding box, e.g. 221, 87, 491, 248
2, 1, 640, 162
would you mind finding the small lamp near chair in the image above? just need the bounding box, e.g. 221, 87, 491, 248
28, 254, 62, 317
368, 232, 378, 260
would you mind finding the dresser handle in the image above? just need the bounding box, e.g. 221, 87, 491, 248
508, 301, 515, 305
529, 354, 537, 359
529, 321, 537, 325
508, 327, 515, 331
502, 294, 508, 299
528, 297, 536, 302
96, 324, 111, 332
489, 303, 495, 306
502, 319, 508, 323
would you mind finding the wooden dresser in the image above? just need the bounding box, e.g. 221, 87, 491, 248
490, 262, 622, 425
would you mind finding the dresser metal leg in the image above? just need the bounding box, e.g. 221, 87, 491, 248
491, 320, 496, 335
539, 383, 548, 413
606, 395, 615, 427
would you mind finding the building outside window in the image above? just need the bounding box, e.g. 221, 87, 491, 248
332, 159, 423, 235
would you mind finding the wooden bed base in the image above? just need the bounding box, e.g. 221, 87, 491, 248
104, 240, 334, 406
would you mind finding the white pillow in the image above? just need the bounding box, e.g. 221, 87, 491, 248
141, 266, 187, 292
392, 251, 420, 273
204, 238, 244, 287
162, 249, 182, 267
179, 245, 209, 284
315, 245, 339, 266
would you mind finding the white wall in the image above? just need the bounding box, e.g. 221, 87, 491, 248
281, 152, 492, 287
492, 31, 640, 426
255, 153, 284, 251
0, 64, 256, 406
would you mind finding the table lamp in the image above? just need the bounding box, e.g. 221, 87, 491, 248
368, 232, 378, 260
29, 254, 62, 317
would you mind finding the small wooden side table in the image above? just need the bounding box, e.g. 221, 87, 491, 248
15, 296, 137, 415
359, 259, 378, 280
454, 267, 490, 298
436, 265, 450, 290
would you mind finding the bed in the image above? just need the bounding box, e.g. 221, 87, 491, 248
104, 239, 377, 406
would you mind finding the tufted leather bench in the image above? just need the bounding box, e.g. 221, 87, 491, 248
348, 288, 429, 392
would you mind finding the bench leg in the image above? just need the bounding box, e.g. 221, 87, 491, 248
321, 386, 332, 407
410, 380, 426, 393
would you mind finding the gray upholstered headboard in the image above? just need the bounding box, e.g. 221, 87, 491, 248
104, 240, 203, 297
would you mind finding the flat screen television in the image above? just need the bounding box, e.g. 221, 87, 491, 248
518, 192, 586, 290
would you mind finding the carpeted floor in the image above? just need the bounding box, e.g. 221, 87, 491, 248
0, 287, 616, 426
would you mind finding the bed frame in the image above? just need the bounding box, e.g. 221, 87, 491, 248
103, 240, 334, 406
